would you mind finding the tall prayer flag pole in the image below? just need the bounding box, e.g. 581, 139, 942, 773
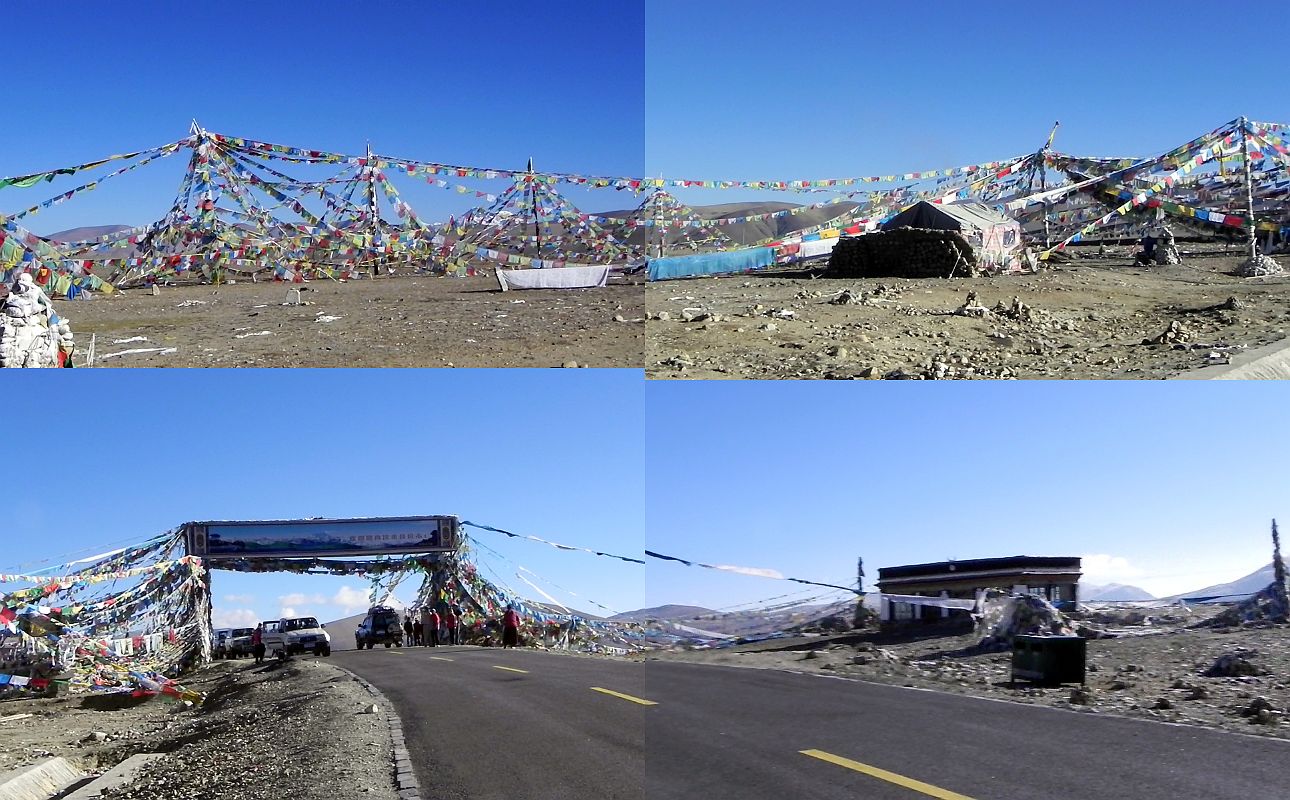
1240, 117, 1258, 261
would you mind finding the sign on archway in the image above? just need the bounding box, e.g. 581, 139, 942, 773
184, 515, 460, 559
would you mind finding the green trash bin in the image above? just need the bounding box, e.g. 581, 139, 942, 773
1011, 635, 1086, 686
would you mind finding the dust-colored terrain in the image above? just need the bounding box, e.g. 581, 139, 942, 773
58, 273, 645, 368
647, 248, 1290, 379
0, 658, 398, 800
648, 607, 1289, 739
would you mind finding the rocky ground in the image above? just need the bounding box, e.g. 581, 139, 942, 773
646, 247, 1290, 379
646, 605, 1290, 739
56, 271, 645, 368
0, 658, 398, 800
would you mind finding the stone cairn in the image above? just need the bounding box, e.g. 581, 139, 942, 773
1235, 253, 1284, 277
827, 228, 978, 279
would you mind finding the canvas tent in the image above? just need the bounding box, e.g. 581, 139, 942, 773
883, 201, 1023, 271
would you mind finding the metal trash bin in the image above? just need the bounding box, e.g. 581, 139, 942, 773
1011, 635, 1086, 686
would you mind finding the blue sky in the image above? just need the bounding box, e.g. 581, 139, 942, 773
0, 1, 646, 234
5, 377, 1287, 621
10, 1, 1289, 237
0, 370, 645, 628
646, 0, 1290, 209
644, 381, 1289, 609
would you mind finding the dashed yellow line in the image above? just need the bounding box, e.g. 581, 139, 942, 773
492, 665, 529, 674
800, 750, 976, 799
590, 687, 657, 706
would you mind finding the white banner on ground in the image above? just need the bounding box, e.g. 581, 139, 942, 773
496, 266, 610, 291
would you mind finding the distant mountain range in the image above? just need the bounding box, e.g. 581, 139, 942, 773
598, 200, 861, 249
610, 604, 716, 622
1167, 562, 1279, 600
1082, 583, 1156, 602
49, 200, 859, 252
46, 224, 131, 243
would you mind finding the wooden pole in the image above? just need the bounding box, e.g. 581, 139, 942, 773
1041, 121, 1059, 249
1240, 116, 1258, 260
527, 157, 540, 258
654, 188, 665, 259
367, 143, 380, 276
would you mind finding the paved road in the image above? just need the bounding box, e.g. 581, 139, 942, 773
332, 647, 1287, 800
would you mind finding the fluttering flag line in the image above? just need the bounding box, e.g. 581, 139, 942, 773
644, 550, 861, 595
2, 143, 185, 223
1040, 122, 1243, 258
0, 137, 192, 191
204, 128, 1031, 192
460, 521, 646, 564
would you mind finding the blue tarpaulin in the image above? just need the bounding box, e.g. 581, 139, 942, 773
647, 246, 776, 281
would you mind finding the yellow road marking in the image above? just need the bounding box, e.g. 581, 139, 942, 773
429, 656, 454, 662
590, 687, 657, 706
492, 665, 529, 674
800, 750, 976, 800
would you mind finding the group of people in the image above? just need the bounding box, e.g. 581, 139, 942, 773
403, 606, 460, 647
394, 605, 524, 649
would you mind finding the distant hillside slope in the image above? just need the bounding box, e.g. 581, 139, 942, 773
612, 604, 716, 622
46, 224, 132, 243
1082, 583, 1156, 602
1169, 563, 1278, 600
597, 201, 861, 250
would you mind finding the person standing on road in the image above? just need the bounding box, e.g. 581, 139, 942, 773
412, 616, 424, 647
444, 606, 458, 645
251, 624, 265, 664
502, 606, 521, 649
428, 607, 441, 646
403, 614, 414, 647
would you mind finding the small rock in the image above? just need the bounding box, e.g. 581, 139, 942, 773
560, 361, 579, 369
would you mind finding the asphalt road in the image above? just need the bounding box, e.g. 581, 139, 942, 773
332, 646, 1288, 800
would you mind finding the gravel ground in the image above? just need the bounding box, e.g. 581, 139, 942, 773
57, 272, 645, 368
647, 607, 1290, 739
646, 248, 1290, 379
0, 658, 398, 800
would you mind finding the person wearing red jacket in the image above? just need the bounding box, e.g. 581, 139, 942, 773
427, 607, 441, 647
443, 607, 459, 645
502, 606, 521, 648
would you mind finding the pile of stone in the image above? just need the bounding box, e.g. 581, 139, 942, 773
1202, 648, 1268, 678
827, 228, 978, 279
1199, 583, 1290, 628
978, 594, 1074, 647
978, 593, 1109, 649
1235, 253, 1284, 277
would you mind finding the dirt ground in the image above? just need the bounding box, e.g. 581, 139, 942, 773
646, 248, 1290, 379
0, 658, 398, 800
56, 272, 645, 368
646, 606, 1290, 739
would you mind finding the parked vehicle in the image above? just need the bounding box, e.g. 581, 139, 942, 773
211, 628, 232, 659
261, 616, 331, 660
222, 627, 255, 658
355, 606, 403, 649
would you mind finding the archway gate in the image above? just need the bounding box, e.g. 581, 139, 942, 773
0, 515, 640, 698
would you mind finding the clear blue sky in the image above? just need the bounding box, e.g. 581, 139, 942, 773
1, 370, 644, 628
644, 381, 1288, 609
0, 1, 645, 235
646, 0, 1290, 209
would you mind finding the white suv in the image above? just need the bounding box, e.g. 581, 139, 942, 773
263, 616, 332, 659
